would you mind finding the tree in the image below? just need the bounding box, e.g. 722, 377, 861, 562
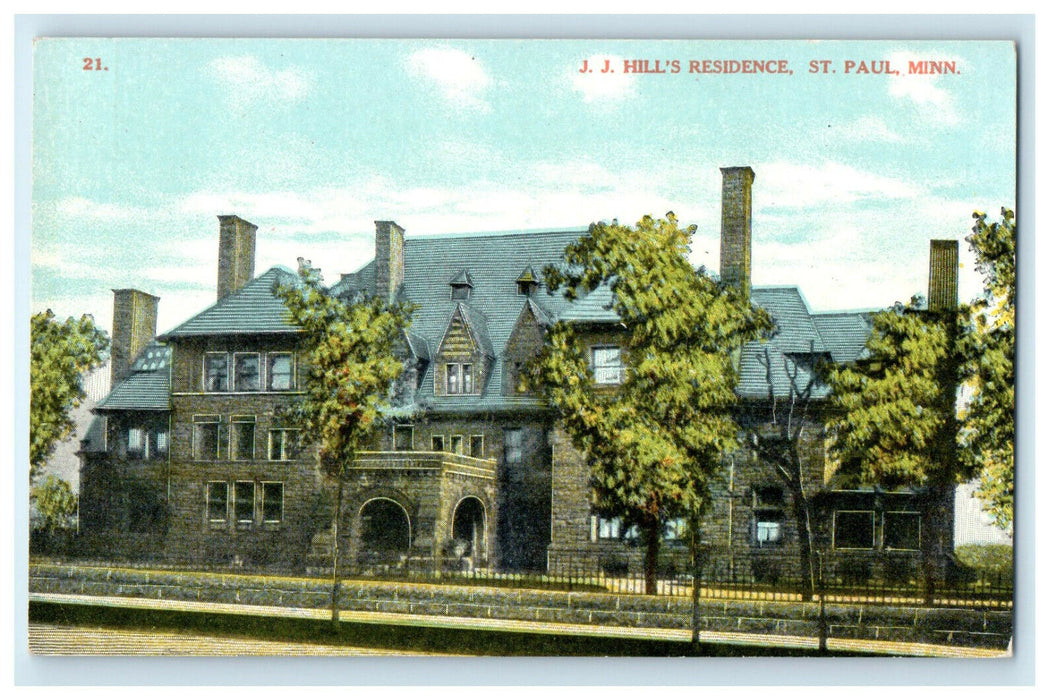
825, 294, 970, 602
276, 260, 414, 627
740, 346, 828, 604
529, 213, 771, 605
30, 310, 109, 480
31, 475, 78, 533
961, 209, 1015, 531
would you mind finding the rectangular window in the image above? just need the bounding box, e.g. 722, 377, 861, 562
193, 416, 220, 461
262, 482, 284, 523
834, 511, 876, 549
233, 353, 260, 392
268, 353, 294, 391
127, 427, 146, 459
268, 430, 299, 461
591, 346, 624, 385
206, 481, 228, 523
431, 435, 445, 452
393, 424, 414, 451
447, 364, 460, 394
450, 435, 464, 455
664, 518, 687, 541
204, 353, 229, 392
155, 430, 169, 456
234, 481, 254, 524
445, 362, 475, 394
752, 486, 783, 546
591, 515, 624, 541
462, 363, 474, 393
231, 417, 256, 460
469, 435, 484, 458
503, 428, 523, 464
755, 516, 783, 545
884, 512, 921, 551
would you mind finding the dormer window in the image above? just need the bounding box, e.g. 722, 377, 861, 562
516, 266, 540, 296
449, 270, 474, 300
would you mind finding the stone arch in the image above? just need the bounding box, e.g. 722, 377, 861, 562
451, 495, 487, 564
356, 496, 412, 565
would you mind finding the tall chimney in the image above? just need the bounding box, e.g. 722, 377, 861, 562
375, 220, 405, 303
720, 166, 755, 297
217, 215, 258, 301
927, 239, 959, 312
111, 289, 159, 387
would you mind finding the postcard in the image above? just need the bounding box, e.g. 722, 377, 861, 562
27, 36, 1017, 665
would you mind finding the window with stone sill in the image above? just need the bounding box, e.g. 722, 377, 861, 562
431, 435, 446, 451
883, 511, 921, 551
262, 482, 284, 524
234, 481, 254, 526
127, 427, 146, 459
469, 435, 484, 458
503, 428, 522, 464
234, 353, 260, 392
268, 429, 299, 461
446, 362, 475, 395
393, 424, 414, 451
231, 416, 256, 461
450, 435, 464, 455
206, 481, 228, 523
268, 352, 294, 391
193, 416, 220, 461
204, 353, 229, 392
833, 510, 876, 550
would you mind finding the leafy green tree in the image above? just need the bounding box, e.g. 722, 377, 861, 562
530, 213, 771, 607
31, 474, 78, 533
276, 260, 414, 626
961, 209, 1015, 531
30, 310, 109, 479
826, 294, 969, 602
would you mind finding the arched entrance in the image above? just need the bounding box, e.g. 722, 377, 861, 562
358, 498, 411, 564
451, 497, 487, 566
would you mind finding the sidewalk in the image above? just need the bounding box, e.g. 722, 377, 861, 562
28, 591, 1008, 658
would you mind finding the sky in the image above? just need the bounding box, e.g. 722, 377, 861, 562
31, 38, 1017, 336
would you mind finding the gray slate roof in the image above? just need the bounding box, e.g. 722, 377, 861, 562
159, 266, 301, 339
95, 341, 172, 412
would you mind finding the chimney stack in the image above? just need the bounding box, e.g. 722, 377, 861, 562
217, 215, 258, 301
927, 239, 959, 312
719, 166, 755, 297
111, 289, 159, 387
375, 220, 405, 303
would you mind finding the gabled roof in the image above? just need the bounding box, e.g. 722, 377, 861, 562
517, 266, 541, 284
558, 285, 620, 323
449, 269, 474, 287
159, 266, 301, 339
440, 302, 494, 358
813, 311, 873, 364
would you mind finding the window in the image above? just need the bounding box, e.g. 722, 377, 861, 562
450, 435, 464, 455
446, 363, 475, 394
592, 515, 623, 541
268, 430, 299, 461
231, 416, 256, 460
517, 280, 535, 296
752, 486, 783, 546
234, 353, 260, 391
393, 425, 414, 451
431, 435, 445, 451
503, 428, 523, 464
470, 435, 484, 458
262, 482, 284, 523
664, 518, 688, 542
155, 430, 169, 456
834, 510, 876, 549
204, 353, 229, 392
127, 427, 146, 459
451, 284, 471, 301
206, 481, 228, 523
591, 346, 624, 385
193, 416, 220, 461
884, 512, 921, 550
234, 481, 254, 524
268, 353, 294, 391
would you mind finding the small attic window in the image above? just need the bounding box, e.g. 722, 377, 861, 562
450, 269, 474, 300
516, 266, 540, 296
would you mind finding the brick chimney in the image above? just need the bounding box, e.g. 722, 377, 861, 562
927, 239, 959, 312
719, 166, 755, 297
110, 288, 159, 387
375, 220, 405, 303
217, 215, 258, 301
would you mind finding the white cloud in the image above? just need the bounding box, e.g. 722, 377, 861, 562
887, 50, 963, 125
405, 47, 491, 112
827, 115, 907, 144
209, 55, 312, 110
754, 161, 918, 209
570, 55, 636, 104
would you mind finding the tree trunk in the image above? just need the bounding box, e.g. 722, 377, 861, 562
644, 514, 660, 595
792, 488, 814, 602
690, 509, 702, 650
330, 477, 344, 631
